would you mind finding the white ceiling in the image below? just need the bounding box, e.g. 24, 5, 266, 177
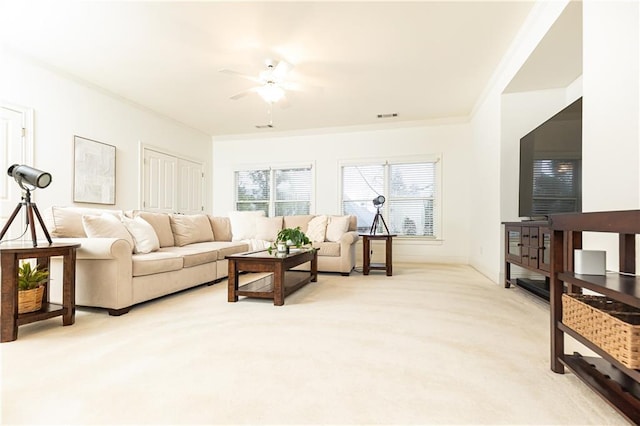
1, 1, 580, 137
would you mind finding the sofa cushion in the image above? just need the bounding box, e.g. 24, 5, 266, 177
312, 241, 341, 257
326, 215, 350, 242
283, 215, 314, 233
137, 212, 175, 247
229, 210, 265, 241
160, 244, 218, 268
132, 251, 184, 277
169, 214, 214, 247
255, 216, 283, 242
46, 206, 122, 238
82, 213, 134, 250
209, 216, 232, 241
306, 215, 328, 243
209, 242, 250, 260
121, 216, 160, 254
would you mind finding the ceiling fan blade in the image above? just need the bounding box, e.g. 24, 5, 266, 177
219, 69, 261, 83
272, 60, 293, 81
229, 87, 258, 100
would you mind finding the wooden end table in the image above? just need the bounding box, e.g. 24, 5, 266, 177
226, 248, 317, 306
1, 242, 80, 342
361, 234, 396, 276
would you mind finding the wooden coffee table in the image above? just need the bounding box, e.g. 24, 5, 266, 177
226, 248, 317, 306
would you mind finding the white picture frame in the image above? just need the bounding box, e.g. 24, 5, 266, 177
73, 136, 116, 205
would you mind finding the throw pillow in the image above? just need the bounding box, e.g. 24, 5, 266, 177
82, 213, 134, 251
136, 211, 175, 247
306, 215, 328, 243
169, 214, 214, 247
325, 215, 350, 242
228, 210, 265, 241
121, 216, 160, 254
255, 216, 283, 242
46, 206, 122, 238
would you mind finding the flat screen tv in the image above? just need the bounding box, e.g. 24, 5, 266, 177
519, 97, 582, 219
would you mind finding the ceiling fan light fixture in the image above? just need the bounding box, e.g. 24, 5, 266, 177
257, 83, 285, 104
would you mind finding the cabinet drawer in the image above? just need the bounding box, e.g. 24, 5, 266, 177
527, 247, 539, 268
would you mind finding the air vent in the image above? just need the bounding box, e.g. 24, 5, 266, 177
377, 113, 398, 118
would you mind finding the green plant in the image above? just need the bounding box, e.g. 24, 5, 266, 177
17, 262, 49, 291
276, 227, 311, 247
268, 227, 311, 253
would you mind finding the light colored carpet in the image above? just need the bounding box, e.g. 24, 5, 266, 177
0, 263, 628, 425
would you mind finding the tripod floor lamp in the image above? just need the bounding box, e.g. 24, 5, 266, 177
0, 164, 53, 247
370, 195, 390, 235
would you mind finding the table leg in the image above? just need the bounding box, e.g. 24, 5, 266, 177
227, 260, 238, 302
363, 237, 370, 275
62, 250, 76, 326
1, 253, 19, 342
386, 237, 393, 276
311, 252, 318, 282
274, 263, 284, 306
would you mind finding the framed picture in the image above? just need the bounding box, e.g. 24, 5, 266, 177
73, 136, 116, 205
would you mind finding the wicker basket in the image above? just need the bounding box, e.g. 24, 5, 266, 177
562, 293, 640, 369
18, 286, 45, 314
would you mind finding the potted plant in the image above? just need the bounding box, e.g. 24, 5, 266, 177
269, 226, 311, 254
17, 261, 49, 314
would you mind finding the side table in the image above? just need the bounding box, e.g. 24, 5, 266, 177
360, 234, 396, 276
1, 242, 80, 342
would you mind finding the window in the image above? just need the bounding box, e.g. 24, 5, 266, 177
235, 166, 312, 216
341, 158, 439, 237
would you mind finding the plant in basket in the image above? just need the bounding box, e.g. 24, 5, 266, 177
17, 261, 49, 314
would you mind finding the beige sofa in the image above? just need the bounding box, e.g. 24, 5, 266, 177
44, 207, 359, 315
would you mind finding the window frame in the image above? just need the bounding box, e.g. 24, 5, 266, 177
234, 162, 315, 217
339, 155, 442, 239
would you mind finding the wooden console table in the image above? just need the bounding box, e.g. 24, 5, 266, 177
502, 221, 552, 300
361, 234, 395, 276
1, 242, 80, 342
549, 210, 640, 423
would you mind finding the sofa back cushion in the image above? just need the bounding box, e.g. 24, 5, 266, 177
283, 215, 315, 233
208, 216, 233, 241
45, 206, 122, 238
169, 214, 214, 247
136, 212, 174, 247
348, 215, 357, 232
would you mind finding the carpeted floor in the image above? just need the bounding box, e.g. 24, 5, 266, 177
0, 263, 628, 425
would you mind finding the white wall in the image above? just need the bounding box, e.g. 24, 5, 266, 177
469, 1, 570, 283
581, 0, 640, 271
1, 52, 212, 212
212, 122, 472, 264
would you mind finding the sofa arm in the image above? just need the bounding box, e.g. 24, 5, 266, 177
52, 237, 132, 261
339, 231, 360, 246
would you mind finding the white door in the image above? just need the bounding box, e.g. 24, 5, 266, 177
177, 158, 204, 214
0, 106, 31, 241
142, 148, 177, 213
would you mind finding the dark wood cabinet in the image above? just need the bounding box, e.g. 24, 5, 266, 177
549, 210, 640, 424
503, 221, 550, 299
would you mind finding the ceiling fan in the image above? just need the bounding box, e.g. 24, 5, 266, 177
219, 59, 299, 104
